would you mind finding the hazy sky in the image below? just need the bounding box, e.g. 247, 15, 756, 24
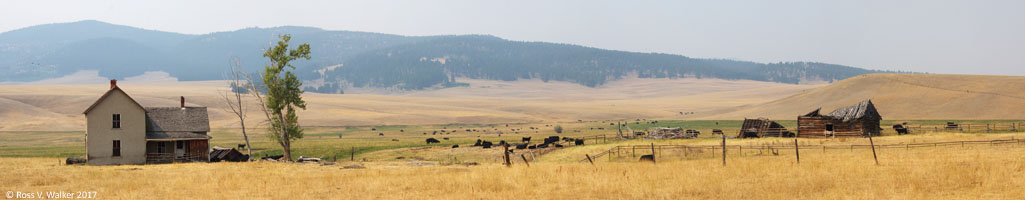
3, 0, 1024, 75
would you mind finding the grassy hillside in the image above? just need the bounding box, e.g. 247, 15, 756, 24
0, 78, 816, 131
696, 73, 1025, 120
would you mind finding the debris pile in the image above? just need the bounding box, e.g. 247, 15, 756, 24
645, 127, 699, 139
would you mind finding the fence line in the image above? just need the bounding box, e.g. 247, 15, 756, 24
581, 138, 1024, 162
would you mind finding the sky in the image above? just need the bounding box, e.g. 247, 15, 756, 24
2, 0, 1024, 75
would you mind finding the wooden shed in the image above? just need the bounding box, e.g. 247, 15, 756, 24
797, 100, 882, 138
738, 118, 792, 138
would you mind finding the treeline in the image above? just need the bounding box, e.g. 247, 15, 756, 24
323, 35, 881, 90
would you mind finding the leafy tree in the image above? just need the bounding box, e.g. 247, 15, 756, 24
554, 125, 563, 134
262, 34, 311, 161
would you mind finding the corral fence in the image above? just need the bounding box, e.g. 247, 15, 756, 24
582, 138, 1025, 163
903, 122, 1022, 134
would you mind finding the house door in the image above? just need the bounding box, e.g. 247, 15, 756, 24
175, 141, 186, 157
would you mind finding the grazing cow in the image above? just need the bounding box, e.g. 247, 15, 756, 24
392, 139, 399, 142
426, 138, 441, 144
554, 144, 564, 148
423, 132, 427, 135
443, 137, 450, 140
482, 141, 493, 149
379, 133, 384, 136
544, 136, 560, 144
400, 129, 404, 132
452, 145, 459, 148
893, 124, 909, 135
610, 123, 615, 125
473, 139, 483, 146
238, 144, 246, 149
372, 128, 377, 131
522, 137, 532, 143
538, 143, 550, 148
639, 155, 655, 163
575, 139, 585, 145
516, 144, 528, 149
528, 145, 537, 149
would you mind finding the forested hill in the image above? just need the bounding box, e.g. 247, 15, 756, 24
0, 20, 884, 93
323, 35, 878, 90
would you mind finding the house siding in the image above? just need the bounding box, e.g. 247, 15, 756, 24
86, 89, 146, 165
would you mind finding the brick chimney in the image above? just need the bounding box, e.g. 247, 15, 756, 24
109, 79, 117, 89
180, 96, 185, 108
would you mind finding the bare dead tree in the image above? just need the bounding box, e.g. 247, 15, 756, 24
221, 57, 253, 158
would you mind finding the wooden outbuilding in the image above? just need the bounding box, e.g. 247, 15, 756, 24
797, 100, 882, 138
738, 118, 792, 138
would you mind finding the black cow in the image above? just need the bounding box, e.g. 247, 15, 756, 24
522, 137, 532, 143
426, 138, 441, 144
575, 139, 585, 145
537, 143, 549, 148
473, 139, 483, 146
554, 144, 564, 148
515, 143, 528, 149
378, 133, 384, 136
499, 140, 507, 146
544, 136, 560, 144
528, 145, 537, 149
443, 137, 450, 140
392, 139, 399, 142
639, 155, 655, 163
482, 141, 493, 149
452, 144, 459, 148
893, 124, 909, 135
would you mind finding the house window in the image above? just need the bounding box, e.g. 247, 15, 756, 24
176, 141, 184, 149
112, 114, 121, 129
825, 124, 834, 131
112, 140, 121, 157
157, 142, 166, 153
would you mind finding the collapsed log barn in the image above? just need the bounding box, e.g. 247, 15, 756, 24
797, 100, 882, 138
738, 118, 792, 138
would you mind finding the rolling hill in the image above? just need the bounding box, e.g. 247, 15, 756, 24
694, 73, 1025, 120
1, 20, 885, 92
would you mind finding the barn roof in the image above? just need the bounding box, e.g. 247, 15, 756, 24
825, 100, 881, 122
145, 107, 210, 133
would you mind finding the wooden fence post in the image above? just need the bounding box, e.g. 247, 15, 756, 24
868, 133, 879, 165
585, 154, 594, 165
794, 139, 800, 164
503, 144, 511, 167
721, 136, 726, 166
650, 143, 657, 165
632, 146, 636, 157
350, 147, 355, 161
520, 154, 530, 167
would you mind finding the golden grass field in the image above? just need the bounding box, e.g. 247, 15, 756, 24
3, 74, 1025, 199
2, 132, 1024, 199
0, 77, 815, 131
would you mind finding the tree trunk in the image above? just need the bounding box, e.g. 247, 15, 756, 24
277, 109, 291, 161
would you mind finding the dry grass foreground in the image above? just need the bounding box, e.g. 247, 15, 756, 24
3, 144, 1024, 199
697, 73, 1025, 120
0, 78, 814, 131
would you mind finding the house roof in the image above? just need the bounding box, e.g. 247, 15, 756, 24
145, 107, 210, 133
145, 131, 211, 141
82, 86, 145, 114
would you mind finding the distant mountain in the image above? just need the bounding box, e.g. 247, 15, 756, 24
0, 20, 886, 92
